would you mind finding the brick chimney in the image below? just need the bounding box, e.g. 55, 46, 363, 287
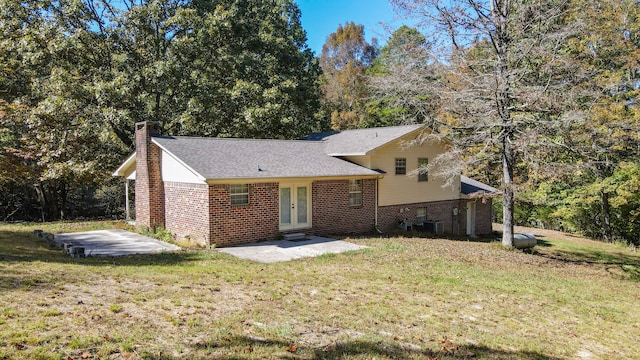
135, 121, 165, 229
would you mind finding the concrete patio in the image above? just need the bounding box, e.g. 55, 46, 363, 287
53, 229, 181, 257
50, 230, 365, 261
216, 236, 367, 263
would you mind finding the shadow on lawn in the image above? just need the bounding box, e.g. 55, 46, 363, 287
531, 241, 640, 281
192, 335, 560, 360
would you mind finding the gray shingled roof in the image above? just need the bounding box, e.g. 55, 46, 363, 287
152, 136, 380, 180
302, 124, 424, 156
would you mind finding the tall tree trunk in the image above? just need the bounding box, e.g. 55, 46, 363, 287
502, 136, 515, 247
494, 0, 514, 248
601, 189, 612, 242
34, 182, 47, 222
155, 92, 162, 132
59, 182, 67, 221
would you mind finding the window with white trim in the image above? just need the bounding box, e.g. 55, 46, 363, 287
349, 179, 363, 206
418, 158, 429, 182
395, 158, 406, 175
230, 184, 249, 205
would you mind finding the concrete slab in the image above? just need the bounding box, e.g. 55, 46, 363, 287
217, 236, 366, 263
53, 229, 181, 257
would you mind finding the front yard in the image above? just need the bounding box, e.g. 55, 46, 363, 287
1, 221, 639, 359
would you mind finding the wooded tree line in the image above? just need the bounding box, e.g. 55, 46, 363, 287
1, 0, 639, 245
317, 1, 640, 246
1, 0, 322, 221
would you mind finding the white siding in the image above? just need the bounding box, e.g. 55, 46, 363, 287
161, 151, 206, 184
343, 155, 371, 169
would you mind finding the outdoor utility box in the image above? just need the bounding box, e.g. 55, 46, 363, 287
423, 220, 443, 234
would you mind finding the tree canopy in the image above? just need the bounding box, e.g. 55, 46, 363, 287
385, 0, 587, 247
0, 0, 322, 220
319, 22, 377, 130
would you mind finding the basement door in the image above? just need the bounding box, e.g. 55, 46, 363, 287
466, 201, 476, 236
279, 184, 311, 231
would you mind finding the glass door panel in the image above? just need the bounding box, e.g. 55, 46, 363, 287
280, 187, 291, 226
297, 186, 308, 224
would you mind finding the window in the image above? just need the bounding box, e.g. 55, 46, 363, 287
395, 158, 406, 175
349, 179, 363, 206
418, 158, 429, 182
230, 184, 249, 205
416, 208, 427, 224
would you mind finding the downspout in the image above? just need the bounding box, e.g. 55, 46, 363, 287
374, 177, 378, 227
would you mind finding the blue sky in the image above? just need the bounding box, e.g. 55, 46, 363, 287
295, 0, 403, 55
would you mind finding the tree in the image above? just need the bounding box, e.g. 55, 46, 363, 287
319, 22, 377, 130
365, 25, 433, 127
0, 0, 126, 220
378, 25, 428, 67
86, 0, 321, 143
386, 0, 583, 247
530, 0, 640, 242
0, 0, 323, 220
184, 0, 322, 139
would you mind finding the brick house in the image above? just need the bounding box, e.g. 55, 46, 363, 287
113, 121, 497, 247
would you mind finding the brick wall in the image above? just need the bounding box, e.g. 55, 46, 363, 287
378, 199, 462, 235
134, 121, 165, 229
475, 198, 493, 235
456, 200, 467, 235
164, 182, 210, 246
209, 182, 279, 247
311, 179, 376, 236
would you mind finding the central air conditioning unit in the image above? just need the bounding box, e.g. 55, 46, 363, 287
423, 220, 443, 234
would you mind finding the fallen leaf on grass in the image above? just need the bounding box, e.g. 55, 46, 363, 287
438, 337, 459, 355
285, 343, 297, 353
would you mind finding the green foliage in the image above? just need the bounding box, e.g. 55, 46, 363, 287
0, 0, 128, 219
0, 0, 322, 220
377, 25, 427, 67
141, 226, 176, 244
519, 0, 640, 243
319, 22, 377, 130
102, 0, 322, 140
381, 0, 640, 246
555, 163, 640, 244
364, 26, 433, 127
507, 163, 640, 245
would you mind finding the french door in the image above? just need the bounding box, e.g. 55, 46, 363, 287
279, 183, 311, 230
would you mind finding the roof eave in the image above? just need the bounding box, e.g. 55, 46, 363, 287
461, 190, 503, 199
151, 137, 208, 182
204, 173, 381, 185
112, 153, 136, 177
327, 152, 368, 157
370, 125, 427, 152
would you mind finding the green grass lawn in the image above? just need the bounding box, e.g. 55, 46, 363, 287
1, 221, 639, 359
